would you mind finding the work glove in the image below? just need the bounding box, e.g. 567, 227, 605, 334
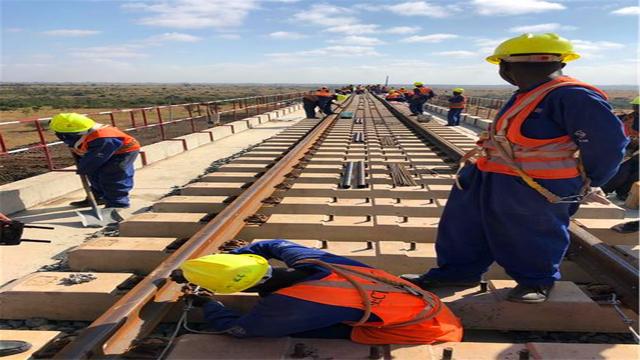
582, 187, 611, 205
0, 220, 24, 246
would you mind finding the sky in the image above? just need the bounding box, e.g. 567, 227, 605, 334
1, 0, 638, 85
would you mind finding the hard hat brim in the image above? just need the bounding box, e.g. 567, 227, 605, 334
486, 52, 580, 65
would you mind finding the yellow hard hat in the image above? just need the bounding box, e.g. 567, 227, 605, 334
486, 33, 580, 65
50, 113, 95, 133
180, 253, 269, 294
631, 96, 640, 105
413, 82, 423, 86
453, 88, 464, 93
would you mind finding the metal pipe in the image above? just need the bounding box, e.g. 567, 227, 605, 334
55, 97, 354, 359
356, 160, 367, 188
341, 162, 354, 189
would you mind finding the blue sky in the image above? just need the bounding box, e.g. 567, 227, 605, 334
1, 0, 638, 84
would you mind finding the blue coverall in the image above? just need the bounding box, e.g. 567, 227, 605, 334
202, 240, 382, 339
409, 88, 434, 115
424, 83, 628, 287
60, 135, 138, 208
447, 95, 465, 126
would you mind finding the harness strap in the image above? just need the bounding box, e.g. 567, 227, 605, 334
295, 259, 442, 327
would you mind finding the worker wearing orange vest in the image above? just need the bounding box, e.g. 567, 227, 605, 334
447, 88, 466, 126
408, 82, 435, 115
173, 240, 463, 344
50, 113, 140, 208
402, 34, 628, 303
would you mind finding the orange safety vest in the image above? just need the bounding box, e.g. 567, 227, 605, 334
475, 76, 608, 180
316, 90, 332, 97
622, 112, 638, 139
386, 92, 400, 100
276, 260, 463, 345
74, 125, 140, 156
416, 87, 432, 96
449, 96, 466, 109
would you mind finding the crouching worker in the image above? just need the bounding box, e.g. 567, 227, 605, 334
171, 239, 462, 344
50, 113, 140, 209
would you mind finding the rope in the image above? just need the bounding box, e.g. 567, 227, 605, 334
296, 259, 442, 327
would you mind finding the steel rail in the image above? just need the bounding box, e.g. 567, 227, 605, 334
55, 95, 356, 359
372, 92, 640, 312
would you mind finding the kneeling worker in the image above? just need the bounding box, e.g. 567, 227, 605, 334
173, 239, 462, 344
50, 113, 140, 209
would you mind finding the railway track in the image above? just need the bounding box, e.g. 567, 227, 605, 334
0, 93, 638, 359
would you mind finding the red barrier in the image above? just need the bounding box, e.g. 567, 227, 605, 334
0, 92, 306, 174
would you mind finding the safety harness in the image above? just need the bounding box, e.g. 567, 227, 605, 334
294, 259, 443, 328
456, 79, 599, 203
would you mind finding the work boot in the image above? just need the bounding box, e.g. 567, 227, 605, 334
69, 198, 105, 207
507, 284, 554, 303
400, 274, 480, 290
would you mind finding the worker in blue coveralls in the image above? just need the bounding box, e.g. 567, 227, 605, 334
401, 33, 628, 303
50, 113, 140, 209
447, 88, 466, 126
408, 82, 435, 115
170, 239, 463, 344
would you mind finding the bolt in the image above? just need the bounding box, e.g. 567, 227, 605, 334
480, 281, 488, 293
400, 216, 409, 223
518, 349, 530, 360
366, 241, 373, 250
326, 214, 334, 222
395, 198, 401, 204
442, 347, 453, 360
320, 240, 328, 249
331, 196, 338, 203
365, 215, 372, 222
368, 346, 382, 359
409, 242, 417, 251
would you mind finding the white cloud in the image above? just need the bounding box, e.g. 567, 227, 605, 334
386, 1, 452, 18
123, 0, 258, 29
472, 0, 565, 15
217, 34, 241, 40
294, 4, 379, 35
401, 33, 459, 43
293, 4, 357, 27
434, 50, 478, 58
385, 26, 420, 34
571, 39, 625, 57
328, 35, 385, 46
611, 6, 640, 15
267, 45, 381, 60
69, 45, 147, 60
269, 31, 306, 40
509, 23, 577, 33
324, 24, 380, 35
146, 32, 202, 43
42, 29, 101, 37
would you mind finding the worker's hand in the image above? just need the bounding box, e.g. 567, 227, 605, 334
186, 294, 216, 308
0, 213, 10, 222
170, 269, 188, 284
582, 187, 611, 205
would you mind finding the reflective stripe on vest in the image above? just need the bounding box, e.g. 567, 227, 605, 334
74, 125, 140, 156
449, 96, 466, 109
275, 262, 463, 344
476, 76, 608, 179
